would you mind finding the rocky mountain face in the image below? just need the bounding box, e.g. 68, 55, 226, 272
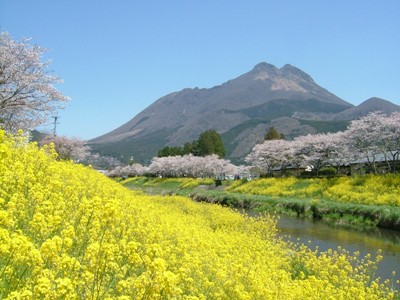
90, 62, 399, 164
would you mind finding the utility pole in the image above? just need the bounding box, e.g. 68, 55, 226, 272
52, 115, 59, 136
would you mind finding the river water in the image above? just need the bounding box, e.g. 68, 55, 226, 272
274, 214, 400, 283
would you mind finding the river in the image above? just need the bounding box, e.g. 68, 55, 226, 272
274, 214, 400, 283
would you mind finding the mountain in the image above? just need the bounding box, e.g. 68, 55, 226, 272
90, 62, 398, 164
333, 97, 400, 120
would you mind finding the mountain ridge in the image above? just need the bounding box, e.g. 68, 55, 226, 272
90, 62, 399, 164
333, 97, 400, 120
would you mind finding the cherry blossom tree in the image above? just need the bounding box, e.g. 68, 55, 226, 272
245, 139, 294, 176
246, 112, 400, 176
39, 135, 90, 162
106, 163, 147, 178
83, 153, 123, 170
292, 132, 351, 175
346, 112, 389, 173
203, 154, 237, 177
235, 164, 254, 179
377, 112, 400, 172
324, 131, 352, 174
247, 130, 353, 176
147, 154, 237, 178
0, 32, 69, 132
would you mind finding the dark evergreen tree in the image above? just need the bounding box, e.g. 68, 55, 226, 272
264, 127, 284, 140
157, 130, 225, 158
197, 129, 226, 158
158, 146, 183, 157
183, 141, 198, 155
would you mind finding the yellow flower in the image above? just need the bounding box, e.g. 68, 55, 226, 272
0, 129, 397, 299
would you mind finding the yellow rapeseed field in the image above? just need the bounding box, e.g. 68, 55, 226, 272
0, 130, 397, 299
226, 175, 400, 207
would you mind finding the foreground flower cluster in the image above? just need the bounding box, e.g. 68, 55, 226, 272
0, 130, 397, 299
227, 175, 400, 207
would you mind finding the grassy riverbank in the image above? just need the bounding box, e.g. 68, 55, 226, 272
122, 176, 400, 230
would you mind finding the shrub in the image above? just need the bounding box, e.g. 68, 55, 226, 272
318, 167, 337, 176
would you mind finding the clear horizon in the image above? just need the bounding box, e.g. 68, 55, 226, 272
1, 0, 399, 140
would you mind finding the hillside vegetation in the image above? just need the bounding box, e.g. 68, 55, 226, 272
0, 130, 398, 299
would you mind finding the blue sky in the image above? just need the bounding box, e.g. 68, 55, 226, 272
1, 0, 399, 140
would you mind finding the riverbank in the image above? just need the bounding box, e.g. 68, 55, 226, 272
122, 176, 400, 231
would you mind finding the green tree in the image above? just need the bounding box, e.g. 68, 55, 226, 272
183, 141, 198, 155
197, 129, 226, 158
264, 127, 284, 140
157, 146, 183, 157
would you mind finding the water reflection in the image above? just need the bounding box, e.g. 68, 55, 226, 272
247, 211, 400, 282
277, 215, 400, 282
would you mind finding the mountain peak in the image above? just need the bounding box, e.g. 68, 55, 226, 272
357, 97, 400, 112
250, 62, 279, 80
252, 62, 277, 72
280, 64, 315, 83
333, 97, 400, 120
361, 97, 390, 105
249, 62, 315, 85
